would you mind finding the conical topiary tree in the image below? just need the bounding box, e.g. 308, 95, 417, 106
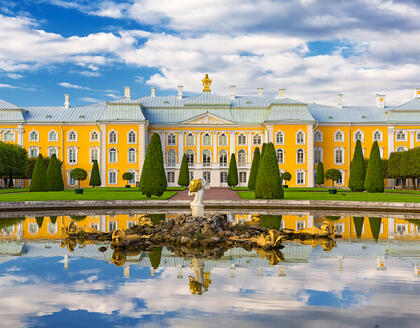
369, 217, 382, 241
349, 140, 366, 191
36, 216, 44, 228
353, 217, 364, 239
364, 141, 384, 193
255, 143, 284, 199
139, 133, 167, 197
149, 246, 162, 270
315, 162, 325, 186
30, 154, 49, 192
49, 216, 57, 224
227, 153, 238, 187
89, 160, 101, 187
46, 154, 64, 191
248, 147, 260, 190
177, 153, 190, 187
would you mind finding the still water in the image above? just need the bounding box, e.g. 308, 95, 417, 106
0, 212, 419, 327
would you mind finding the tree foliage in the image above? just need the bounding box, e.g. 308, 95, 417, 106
325, 168, 341, 187
139, 133, 167, 197
177, 153, 190, 187
227, 153, 238, 187
248, 147, 260, 190
259, 215, 282, 230
364, 141, 384, 193
89, 160, 101, 187
46, 154, 64, 191
255, 143, 284, 199
149, 246, 162, 269
315, 162, 324, 186
0, 142, 28, 187
353, 217, 364, 239
388, 148, 420, 188
349, 140, 366, 191
70, 168, 87, 189
29, 154, 49, 192
282, 171, 292, 182
122, 172, 134, 182
369, 217, 382, 241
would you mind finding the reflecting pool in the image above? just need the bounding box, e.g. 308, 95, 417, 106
0, 212, 419, 327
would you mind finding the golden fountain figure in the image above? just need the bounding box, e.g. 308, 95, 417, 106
202, 74, 212, 92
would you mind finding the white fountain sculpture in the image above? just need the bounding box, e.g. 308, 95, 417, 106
188, 178, 207, 217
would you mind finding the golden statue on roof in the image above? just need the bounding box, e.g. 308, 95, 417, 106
202, 74, 212, 92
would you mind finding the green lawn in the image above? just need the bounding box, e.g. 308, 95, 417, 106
0, 188, 28, 194
0, 189, 176, 202
238, 190, 420, 202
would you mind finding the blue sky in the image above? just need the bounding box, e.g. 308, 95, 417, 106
0, 0, 420, 106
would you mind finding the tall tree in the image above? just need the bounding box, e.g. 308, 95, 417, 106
364, 141, 384, 193
29, 154, 49, 192
46, 154, 64, 191
149, 246, 162, 270
348, 140, 366, 191
177, 153, 190, 187
315, 162, 325, 186
0, 142, 28, 187
248, 147, 260, 190
227, 153, 238, 187
353, 217, 364, 239
89, 160, 101, 187
139, 133, 167, 197
255, 143, 284, 199
369, 217, 382, 241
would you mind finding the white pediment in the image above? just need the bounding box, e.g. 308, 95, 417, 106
182, 113, 234, 125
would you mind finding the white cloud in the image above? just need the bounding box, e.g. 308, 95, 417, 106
58, 82, 90, 89
0, 83, 18, 88
6, 73, 23, 79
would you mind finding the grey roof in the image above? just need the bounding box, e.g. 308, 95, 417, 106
0, 109, 26, 122
100, 104, 146, 122
0, 99, 20, 110
308, 104, 387, 123
391, 98, 420, 111
266, 105, 315, 122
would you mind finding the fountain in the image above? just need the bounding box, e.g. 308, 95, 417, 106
188, 178, 207, 217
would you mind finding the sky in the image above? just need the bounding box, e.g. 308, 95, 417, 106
0, 0, 420, 106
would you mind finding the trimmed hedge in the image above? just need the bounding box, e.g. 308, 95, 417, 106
228, 153, 238, 187
315, 162, 324, 186
29, 154, 49, 192
89, 160, 101, 187
122, 172, 134, 183
178, 153, 190, 187
255, 143, 284, 199
259, 215, 282, 230
353, 217, 364, 239
364, 141, 384, 193
369, 217, 382, 241
349, 140, 366, 191
325, 168, 341, 187
248, 147, 260, 190
70, 168, 88, 189
46, 154, 64, 191
149, 246, 162, 269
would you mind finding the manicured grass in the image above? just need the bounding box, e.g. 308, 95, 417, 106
0, 189, 176, 202
384, 189, 420, 195
230, 187, 251, 191
167, 187, 187, 191
0, 188, 28, 194
238, 189, 420, 202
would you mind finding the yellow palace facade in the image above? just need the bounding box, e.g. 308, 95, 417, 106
1, 75, 420, 188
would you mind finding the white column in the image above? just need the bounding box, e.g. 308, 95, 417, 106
196, 132, 201, 164
247, 132, 252, 163
138, 124, 146, 173
100, 215, 106, 232
307, 214, 314, 228
229, 133, 235, 155
388, 218, 395, 239
306, 124, 314, 187
100, 124, 107, 187
266, 125, 274, 143
213, 133, 218, 164
178, 131, 184, 163
388, 126, 394, 156
410, 131, 415, 149
17, 124, 23, 146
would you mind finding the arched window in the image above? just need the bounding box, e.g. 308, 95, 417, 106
314, 130, 322, 142
334, 130, 344, 142
296, 130, 305, 145
296, 169, 305, 185
109, 148, 117, 163
354, 130, 364, 142
29, 130, 39, 142
3, 130, 15, 142
90, 147, 99, 163
29, 146, 39, 158
396, 146, 407, 152
68, 147, 77, 164
238, 150, 246, 167
108, 169, 117, 184
276, 148, 284, 164
314, 147, 323, 164
48, 146, 58, 158
48, 130, 57, 142
335, 147, 344, 165
186, 133, 194, 146
68, 130, 77, 142
219, 149, 228, 167
237, 133, 247, 146
186, 149, 195, 166
219, 133, 227, 146
90, 130, 99, 141
202, 133, 211, 146
128, 130, 137, 144
275, 131, 284, 145
109, 130, 117, 144
373, 130, 382, 142
128, 148, 137, 163
396, 130, 407, 141
202, 150, 211, 167
167, 133, 176, 145
167, 149, 176, 166
253, 134, 262, 145
167, 171, 175, 183
296, 149, 305, 164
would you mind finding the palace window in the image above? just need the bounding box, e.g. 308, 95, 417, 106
167, 171, 175, 183
239, 171, 247, 184
314, 146, 323, 164
3, 130, 15, 142
128, 130, 137, 144
219, 133, 228, 146
29, 130, 39, 142
335, 223, 345, 234
334, 130, 344, 142
219, 149, 228, 167
68, 170, 76, 185
109, 148, 117, 163
275, 131, 284, 145
68, 147, 77, 164
296, 149, 305, 164
296, 169, 305, 185
48, 147, 58, 158
417, 132, 420, 142
314, 130, 322, 142
202, 133, 211, 146
202, 150, 211, 167
109, 130, 118, 144
167, 133, 176, 146
186, 149, 195, 166
276, 148, 284, 164
336, 170, 344, 185
108, 221, 117, 231
335, 147, 344, 165
296, 130, 305, 145
90, 147, 99, 163
128, 148, 137, 163
90, 130, 99, 142
68, 130, 77, 142
108, 170, 117, 185
186, 133, 195, 146
128, 170, 136, 184
203, 171, 211, 183
29, 146, 39, 158
253, 134, 262, 145
167, 149, 176, 167
396, 146, 407, 152
48, 130, 57, 142
237, 133, 247, 146
396, 130, 407, 141
47, 222, 58, 235
189, 171, 194, 181
220, 171, 228, 183
238, 150, 246, 167
354, 130, 364, 142
29, 222, 38, 235
373, 130, 382, 142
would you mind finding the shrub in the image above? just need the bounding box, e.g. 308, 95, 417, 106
49, 216, 57, 224
353, 217, 364, 239
248, 147, 260, 190
178, 153, 190, 187
70, 168, 88, 189
149, 246, 162, 269
139, 133, 167, 197
46, 154, 64, 191
368, 217, 382, 241
228, 153, 238, 187
325, 168, 341, 188
315, 162, 324, 186
364, 141, 384, 193
282, 171, 292, 183
29, 154, 49, 192
122, 172, 134, 184
348, 140, 366, 191
89, 160, 101, 187
255, 143, 284, 199
149, 214, 165, 225
36, 217, 44, 228
259, 215, 282, 230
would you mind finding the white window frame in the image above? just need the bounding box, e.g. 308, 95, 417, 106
296, 169, 305, 185
128, 130, 137, 144
48, 146, 58, 158
203, 171, 211, 184
237, 133, 247, 146
239, 171, 247, 184
296, 130, 305, 145
185, 133, 195, 146
396, 130, 407, 142
167, 133, 176, 146
314, 130, 323, 142
314, 146, 323, 165
354, 129, 364, 142
90, 130, 99, 142
334, 130, 344, 142
296, 148, 305, 164
128, 147, 137, 164
373, 129, 383, 142
29, 130, 39, 142
127, 169, 136, 184
167, 171, 175, 184
48, 130, 58, 142
396, 146, 407, 152
238, 149, 247, 167
202, 149, 211, 167
29, 146, 39, 158
334, 146, 345, 165
275, 131, 285, 145
3, 130, 16, 142
219, 133, 228, 146
90, 147, 99, 163
253, 133, 262, 146
219, 149, 228, 167
202, 133, 212, 146
109, 148, 118, 163
67, 130, 77, 142
68, 170, 76, 186
167, 149, 176, 167
276, 148, 284, 164
108, 130, 118, 144
336, 169, 345, 186
220, 171, 228, 184
416, 131, 420, 142
67, 146, 78, 165
186, 149, 195, 166
108, 169, 118, 185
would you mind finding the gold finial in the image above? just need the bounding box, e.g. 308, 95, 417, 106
202, 73, 212, 92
